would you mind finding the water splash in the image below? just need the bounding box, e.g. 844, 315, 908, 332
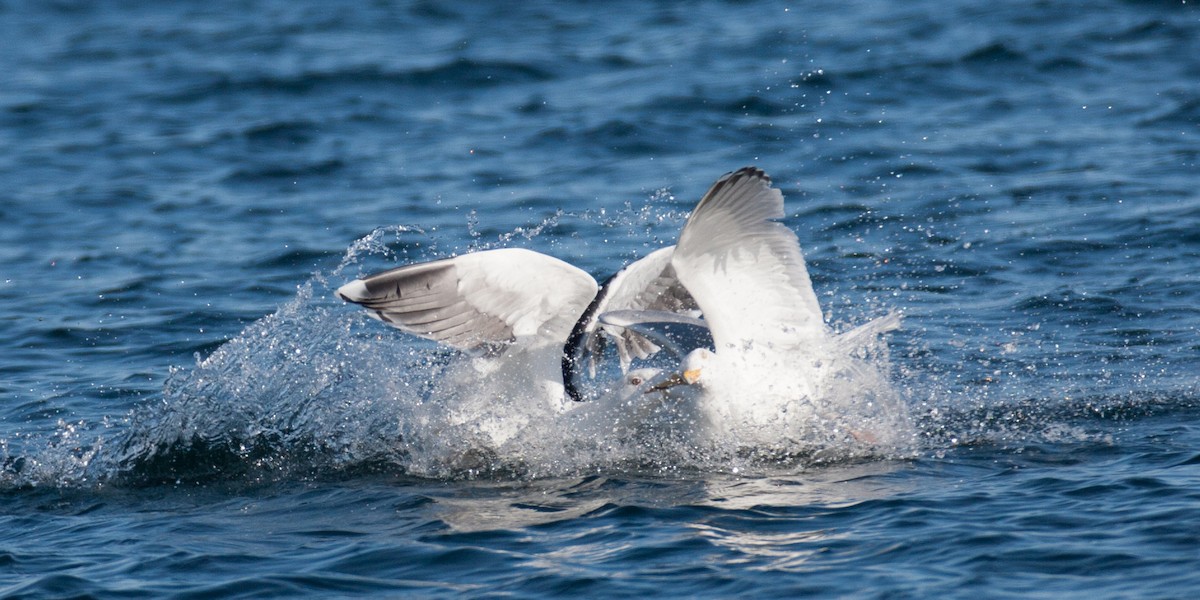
9, 206, 1147, 490
97, 212, 918, 484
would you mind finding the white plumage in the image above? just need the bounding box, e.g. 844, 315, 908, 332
336, 166, 903, 450
336, 244, 699, 444
654, 167, 902, 447
673, 167, 825, 351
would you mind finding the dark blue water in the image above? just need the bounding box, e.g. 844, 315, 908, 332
3, 0, 1199, 597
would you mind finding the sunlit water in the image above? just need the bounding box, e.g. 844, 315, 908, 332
2, 0, 1199, 597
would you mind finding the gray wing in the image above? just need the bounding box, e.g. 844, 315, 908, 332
338, 248, 598, 350
594, 245, 700, 368
571, 246, 701, 375
561, 245, 701, 402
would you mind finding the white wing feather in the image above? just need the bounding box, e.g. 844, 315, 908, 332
337, 248, 598, 349
833, 312, 902, 353
672, 167, 826, 351
560, 245, 701, 401
588, 245, 699, 368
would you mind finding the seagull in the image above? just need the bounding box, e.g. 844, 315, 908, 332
622, 167, 901, 445
336, 167, 900, 448
335, 243, 700, 419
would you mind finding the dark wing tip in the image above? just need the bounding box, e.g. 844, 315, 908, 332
723, 166, 769, 186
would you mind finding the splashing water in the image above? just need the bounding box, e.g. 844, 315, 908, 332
94, 212, 917, 483
13, 208, 1094, 490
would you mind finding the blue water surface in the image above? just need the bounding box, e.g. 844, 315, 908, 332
2, 0, 1199, 597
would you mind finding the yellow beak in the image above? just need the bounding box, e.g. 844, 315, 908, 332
683, 368, 702, 385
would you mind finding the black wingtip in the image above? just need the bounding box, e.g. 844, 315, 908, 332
729, 165, 769, 184
704, 167, 769, 202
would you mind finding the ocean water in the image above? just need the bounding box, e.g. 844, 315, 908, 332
3, 0, 1199, 597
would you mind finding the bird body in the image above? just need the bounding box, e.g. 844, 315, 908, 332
647, 167, 903, 448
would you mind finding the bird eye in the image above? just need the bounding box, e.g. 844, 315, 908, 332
630, 376, 643, 386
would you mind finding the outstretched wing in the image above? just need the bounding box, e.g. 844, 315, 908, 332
587, 246, 699, 367
561, 245, 700, 401
337, 248, 598, 350
672, 167, 826, 352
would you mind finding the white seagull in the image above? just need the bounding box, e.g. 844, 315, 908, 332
625, 167, 901, 446
336, 167, 899, 448
335, 241, 700, 437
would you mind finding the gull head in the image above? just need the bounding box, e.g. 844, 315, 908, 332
598, 367, 670, 402
681, 348, 714, 385
623, 368, 662, 393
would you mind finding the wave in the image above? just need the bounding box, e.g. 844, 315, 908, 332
160, 59, 555, 104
